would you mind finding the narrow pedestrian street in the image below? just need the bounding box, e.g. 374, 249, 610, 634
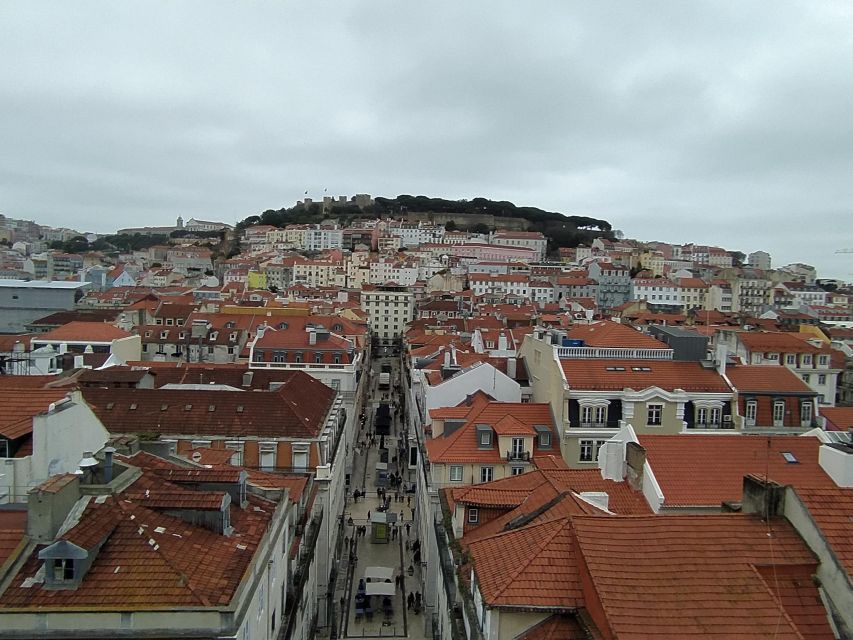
330, 353, 429, 639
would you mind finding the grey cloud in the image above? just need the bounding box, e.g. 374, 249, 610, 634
0, 1, 852, 277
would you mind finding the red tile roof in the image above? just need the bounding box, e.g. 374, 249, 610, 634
83, 372, 335, 439
0, 491, 272, 609
33, 321, 132, 343
515, 615, 589, 640
567, 321, 670, 349
468, 517, 583, 608
795, 485, 853, 579
0, 510, 27, 567
738, 331, 826, 354
726, 364, 816, 394
573, 514, 819, 640
0, 389, 70, 440
562, 359, 730, 392
819, 407, 853, 431
427, 402, 555, 464
640, 434, 836, 507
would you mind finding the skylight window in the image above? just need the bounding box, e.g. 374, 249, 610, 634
782, 452, 798, 464
129, 403, 137, 411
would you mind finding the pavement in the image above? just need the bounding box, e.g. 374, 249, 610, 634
329, 356, 429, 640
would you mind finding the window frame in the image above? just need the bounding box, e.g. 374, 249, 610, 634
647, 403, 663, 426
479, 466, 494, 483
467, 508, 479, 524
449, 465, 463, 482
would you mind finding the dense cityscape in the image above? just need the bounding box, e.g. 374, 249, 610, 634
0, 197, 852, 638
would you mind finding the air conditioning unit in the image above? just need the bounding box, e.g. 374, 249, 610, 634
723, 415, 733, 423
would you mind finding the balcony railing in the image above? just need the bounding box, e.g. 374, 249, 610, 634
506, 450, 531, 462
555, 346, 674, 360
686, 422, 735, 430
576, 420, 621, 429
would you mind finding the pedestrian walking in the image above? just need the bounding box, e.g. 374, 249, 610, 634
367, 510, 371, 521
407, 495, 412, 507
407, 592, 415, 610
400, 509, 404, 521
405, 522, 411, 536
411, 507, 415, 520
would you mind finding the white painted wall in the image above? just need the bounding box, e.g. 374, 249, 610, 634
422, 363, 520, 416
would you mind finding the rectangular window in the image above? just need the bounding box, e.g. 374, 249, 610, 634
800, 402, 813, 426
225, 441, 244, 465
449, 465, 463, 482
511, 437, 524, 457
480, 466, 493, 483
579, 440, 594, 462
647, 404, 663, 426
511, 466, 524, 476
468, 508, 479, 524
818, 355, 828, 366
786, 354, 796, 365
745, 400, 757, 426
773, 401, 785, 426
259, 443, 277, 471
802, 374, 810, 383
802, 355, 812, 366
537, 431, 551, 448
818, 374, 826, 385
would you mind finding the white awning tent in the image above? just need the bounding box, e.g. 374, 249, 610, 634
364, 566, 395, 582
365, 582, 395, 597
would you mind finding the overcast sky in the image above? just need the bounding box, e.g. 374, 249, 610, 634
1, 1, 852, 279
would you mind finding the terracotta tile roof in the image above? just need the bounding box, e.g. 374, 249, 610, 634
427, 402, 555, 464
79, 367, 152, 385
640, 434, 836, 507
726, 364, 816, 394
0, 333, 37, 352
820, 406, 853, 431
244, 470, 308, 502
0, 389, 70, 440
82, 371, 334, 439
572, 514, 819, 640
795, 485, 853, 578
149, 467, 244, 484
0, 492, 272, 609
33, 321, 132, 343
183, 447, 236, 466
468, 517, 583, 608
561, 359, 730, 392
738, 331, 825, 354
455, 470, 650, 544
0, 374, 78, 390
0, 510, 27, 567
515, 615, 589, 640
755, 564, 837, 640
566, 321, 670, 349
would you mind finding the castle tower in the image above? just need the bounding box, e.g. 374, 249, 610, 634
177, 216, 184, 229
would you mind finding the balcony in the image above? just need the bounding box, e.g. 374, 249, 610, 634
556, 346, 673, 360
506, 450, 531, 462
576, 420, 620, 429
686, 422, 735, 430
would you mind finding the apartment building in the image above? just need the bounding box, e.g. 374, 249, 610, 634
360, 285, 415, 345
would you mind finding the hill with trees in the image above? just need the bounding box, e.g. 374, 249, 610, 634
237, 195, 614, 252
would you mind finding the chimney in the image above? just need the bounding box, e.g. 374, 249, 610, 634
103, 447, 116, 484
625, 441, 646, 491
443, 348, 451, 369
242, 371, 254, 388
715, 343, 728, 376
256, 323, 267, 339
579, 491, 610, 512
27, 475, 82, 543
507, 357, 517, 379
498, 333, 508, 351
819, 443, 853, 487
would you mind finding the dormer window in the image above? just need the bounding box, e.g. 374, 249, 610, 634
476, 424, 493, 448
535, 425, 552, 448
166, 318, 174, 325
52, 559, 75, 582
